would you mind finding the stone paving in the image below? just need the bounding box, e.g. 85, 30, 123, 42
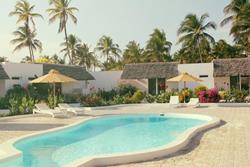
0, 104, 249, 167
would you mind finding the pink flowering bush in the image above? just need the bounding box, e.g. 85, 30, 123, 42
198, 88, 220, 103
198, 91, 207, 103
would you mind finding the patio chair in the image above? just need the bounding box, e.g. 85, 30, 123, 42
33, 103, 66, 118
169, 96, 181, 107
58, 103, 88, 116
186, 98, 200, 108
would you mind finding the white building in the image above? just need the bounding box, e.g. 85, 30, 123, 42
121, 58, 250, 94
0, 58, 249, 97
0, 62, 95, 97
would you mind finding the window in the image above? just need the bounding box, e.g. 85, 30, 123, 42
230, 75, 250, 91
11, 77, 20, 80
199, 75, 208, 78
28, 77, 36, 80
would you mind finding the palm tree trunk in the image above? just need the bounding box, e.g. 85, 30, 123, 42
198, 41, 203, 63
64, 23, 72, 64
28, 45, 33, 63
30, 45, 35, 62
25, 22, 34, 63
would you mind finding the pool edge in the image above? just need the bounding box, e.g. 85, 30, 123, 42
64, 113, 221, 167
0, 113, 221, 167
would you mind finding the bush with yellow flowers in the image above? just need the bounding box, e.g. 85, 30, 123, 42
179, 88, 193, 103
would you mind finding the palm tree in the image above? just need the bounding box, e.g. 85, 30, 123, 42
221, 0, 248, 26
75, 43, 100, 70
60, 34, 80, 64
221, 0, 250, 54
145, 29, 172, 62
123, 41, 144, 64
178, 13, 216, 63
9, 0, 43, 62
95, 36, 121, 62
102, 58, 124, 71
211, 39, 244, 59
47, 0, 78, 64
50, 54, 65, 64
11, 26, 42, 62
9, 0, 43, 29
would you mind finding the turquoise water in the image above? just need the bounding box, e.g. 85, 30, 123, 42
0, 114, 206, 167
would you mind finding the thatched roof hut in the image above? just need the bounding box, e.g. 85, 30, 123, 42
0, 64, 9, 80
213, 58, 250, 77
43, 64, 95, 80
121, 62, 178, 79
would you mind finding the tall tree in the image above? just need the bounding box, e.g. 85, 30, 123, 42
211, 40, 244, 59
50, 54, 65, 64
9, 0, 43, 62
75, 43, 100, 70
60, 34, 80, 64
95, 36, 121, 62
145, 29, 172, 62
11, 26, 42, 61
177, 13, 216, 63
221, 0, 250, 54
47, 0, 78, 64
102, 58, 124, 71
123, 41, 144, 64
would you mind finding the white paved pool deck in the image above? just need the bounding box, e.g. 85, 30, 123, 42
0, 104, 249, 167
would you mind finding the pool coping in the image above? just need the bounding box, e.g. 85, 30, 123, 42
0, 113, 221, 167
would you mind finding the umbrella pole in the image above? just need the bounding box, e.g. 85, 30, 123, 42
184, 81, 186, 103
53, 83, 56, 107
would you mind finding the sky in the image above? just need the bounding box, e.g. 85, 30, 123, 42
0, 0, 233, 62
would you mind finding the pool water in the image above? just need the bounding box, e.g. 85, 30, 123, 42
0, 114, 207, 167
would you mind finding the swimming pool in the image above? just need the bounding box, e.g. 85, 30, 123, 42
0, 114, 219, 167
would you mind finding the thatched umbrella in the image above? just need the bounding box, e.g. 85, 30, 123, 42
167, 72, 202, 88
31, 69, 77, 104
167, 73, 202, 102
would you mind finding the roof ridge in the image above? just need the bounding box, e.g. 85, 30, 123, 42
125, 62, 178, 66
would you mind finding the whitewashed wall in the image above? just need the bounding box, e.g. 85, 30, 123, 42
62, 81, 88, 94
2, 62, 43, 92
177, 63, 215, 90
0, 80, 5, 97
88, 71, 122, 93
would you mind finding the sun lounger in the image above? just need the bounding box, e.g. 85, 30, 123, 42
186, 98, 200, 108
169, 96, 181, 107
58, 103, 88, 115
33, 103, 66, 118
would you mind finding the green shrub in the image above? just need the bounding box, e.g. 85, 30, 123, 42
194, 85, 208, 96
81, 95, 105, 107
9, 97, 20, 115
5, 85, 27, 101
47, 93, 64, 109
156, 91, 173, 103
0, 98, 8, 109
230, 89, 248, 103
116, 84, 137, 97
19, 97, 37, 114
145, 94, 156, 103
123, 91, 145, 104
64, 94, 81, 103
96, 89, 117, 101
131, 90, 145, 103
113, 95, 125, 104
